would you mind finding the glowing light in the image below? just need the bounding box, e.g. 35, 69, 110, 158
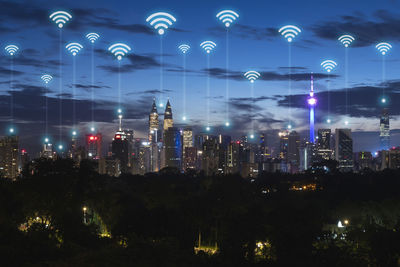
118, 114, 123, 119
321, 60, 337, 73
49, 11, 72, 28
344, 219, 349, 225
108, 43, 131, 60
72, 131, 77, 136
117, 108, 122, 114
41, 74, 53, 84
9, 128, 14, 134
58, 144, 63, 150
66, 42, 83, 56
225, 121, 230, 127
86, 32, 100, 43
4, 45, 19, 56
381, 98, 386, 103
250, 134, 254, 139
327, 119, 331, 124
244, 70, 261, 83
146, 12, 176, 35
376, 42, 392, 55
278, 25, 301, 42
182, 116, 187, 121
200, 41, 217, 54
159, 103, 164, 108
206, 126, 211, 131
44, 138, 49, 143
307, 97, 317, 106
338, 35, 355, 47
178, 44, 190, 54
115, 134, 121, 139
88, 152, 92, 157
345, 120, 349, 125
90, 127, 95, 132
287, 124, 292, 130
216, 10, 239, 28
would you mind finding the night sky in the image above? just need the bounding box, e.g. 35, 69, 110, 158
1, 0, 400, 154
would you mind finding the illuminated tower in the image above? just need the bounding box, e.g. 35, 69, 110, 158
380, 108, 390, 150
149, 98, 159, 142
0, 135, 19, 179
163, 99, 173, 131
307, 74, 317, 143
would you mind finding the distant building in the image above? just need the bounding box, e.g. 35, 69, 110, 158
202, 137, 221, 176
182, 127, 194, 168
86, 133, 102, 160
299, 142, 316, 171
354, 151, 373, 171
164, 127, 182, 169
111, 130, 133, 173
0, 135, 19, 179
381, 148, 400, 170
149, 98, 159, 143
183, 147, 198, 170
278, 130, 289, 160
316, 129, 333, 161
288, 131, 300, 172
163, 99, 173, 131
226, 141, 241, 174
380, 108, 390, 150
335, 129, 353, 171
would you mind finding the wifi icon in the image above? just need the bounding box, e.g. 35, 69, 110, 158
146, 12, 176, 35
200, 41, 217, 54
244, 71, 261, 83
178, 44, 190, 54
41, 74, 53, 84
86, 33, 100, 43
321, 60, 337, 73
66, 42, 83, 56
108, 43, 132, 60
338, 35, 355, 47
216, 10, 239, 28
4, 45, 19, 56
376, 42, 392, 55
49, 11, 72, 28
278, 25, 301, 42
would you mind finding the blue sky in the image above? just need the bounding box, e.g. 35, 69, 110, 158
1, 0, 400, 154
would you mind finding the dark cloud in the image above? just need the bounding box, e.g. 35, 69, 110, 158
70, 83, 111, 92
311, 10, 400, 47
97, 53, 163, 73
0, 67, 24, 77
209, 24, 277, 40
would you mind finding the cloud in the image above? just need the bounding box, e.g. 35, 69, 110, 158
310, 10, 400, 47
97, 53, 164, 73
209, 24, 277, 40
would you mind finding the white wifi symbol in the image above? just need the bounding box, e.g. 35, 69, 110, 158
200, 41, 217, 54
86, 33, 100, 43
108, 43, 132, 60
278, 25, 301, 42
146, 12, 176, 35
41, 74, 53, 84
216, 10, 239, 28
49, 11, 72, 28
321, 60, 337, 73
66, 43, 83, 56
338, 35, 355, 47
4, 45, 19, 56
178, 44, 190, 54
244, 71, 261, 83
376, 42, 392, 55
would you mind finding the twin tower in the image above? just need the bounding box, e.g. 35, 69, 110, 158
149, 98, 173, 142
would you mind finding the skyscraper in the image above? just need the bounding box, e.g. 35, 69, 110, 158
316, 129, 333, 161
149, 98, 159, 143
335, 128, 353, 171
164, 127, 182, 169
86, 133, 102, 159
307, 74, 317, 143
163, 99, 173, 131
111, 130, 133, 173
278, 130, 289, 160
182, 127, 193, 166
380, 108, 390, 150
0, 135, 19, 179
288, 131, 300, 172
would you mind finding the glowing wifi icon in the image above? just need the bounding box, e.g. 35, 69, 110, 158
321, 60, 337, 73
178, 44, 190, 54
41, 74, 53, 84
146, 12, 176, 35
108, 43, 131, 60
49, 11, 72, 28
200, 41, 217, 54
86, 33, 100, 43
244, 71, 261, 83
376, 42, 392, 55
338, 35, 355, 47
4, 45, 19, 56
216, 10, 239, 28
278, 25, 301, 42
66, 43, 83, 56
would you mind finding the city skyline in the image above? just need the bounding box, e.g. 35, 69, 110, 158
2, 0, 400, 154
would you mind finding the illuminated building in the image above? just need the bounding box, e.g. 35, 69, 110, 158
288, 131, 300, 172
149, 98, 159, 143
86, 133, 102, 159
335, 128, 353, 171
163, 99, 173, 131
182, 127, 194, 165
201, 137, 226, 176
316, 129, 333, 161
307, 74, 317, 142
257, 133, 270, 162
164, 127, 182, 169
41, 143, 54, 159
226, 141, 241, 174
20, 149, 30, 170
299, 142, 316, 171
183, 147, 198, 170
379, 108, 390, 150
0, 135, 19, 179
278, 130, 289, 160
354, 151, 373, 171
111, 130, 133, 174
381, 147, 400, 170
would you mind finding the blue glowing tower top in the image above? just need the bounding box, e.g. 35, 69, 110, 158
307, 74, 317, 143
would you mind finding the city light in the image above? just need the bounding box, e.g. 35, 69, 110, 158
307, 97, 317, 105
327, 119, 331, 124
225, 121, 230, 127
9, 128, 14, 134
91, 127, 95, 132
381, 98, 386, 103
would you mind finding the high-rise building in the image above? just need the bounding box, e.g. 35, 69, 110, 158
307, 74, 317, 143
111, 130, 133, 173
335, 128, 353, 171
202, 137, 220, 176
163, 99, 173, 131
41, 142, 54, 159
278, 130, 289, 160
316, 129, 333, 161
288, 131, 300, 172
182, 127, 194, 163
149, 98, 159, 143
0, 135, 19, 179
163, 127, 182, 169
380, 108, 390, 150
183, 147, 198, 170
86, 133, 102, 159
